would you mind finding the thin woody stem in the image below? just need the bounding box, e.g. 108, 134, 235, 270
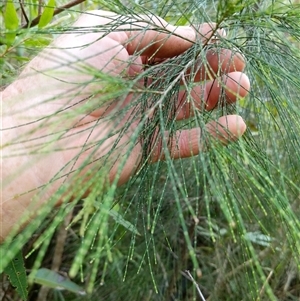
21, 0, 86, 29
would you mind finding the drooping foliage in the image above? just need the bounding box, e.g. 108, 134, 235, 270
1, 0, 300, 300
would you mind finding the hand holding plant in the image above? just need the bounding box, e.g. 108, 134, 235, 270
1, 10, 249, 240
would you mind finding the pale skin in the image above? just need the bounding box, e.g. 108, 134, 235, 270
1, 10, 250, 241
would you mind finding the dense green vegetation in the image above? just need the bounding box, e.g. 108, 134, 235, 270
1, 0, 300, 300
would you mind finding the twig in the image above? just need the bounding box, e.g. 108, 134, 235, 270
19, 0, 29, 25
21, 0, 86, 29
256, 269, 274, 301
38, 0, 43, 16
184, 270, 206, 301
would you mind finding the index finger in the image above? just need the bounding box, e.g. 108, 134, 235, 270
78, 10, 225, 58
124, 17, 221, 58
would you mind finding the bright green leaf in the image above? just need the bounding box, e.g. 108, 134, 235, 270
3, 0, 19, 45
4, 0, 19, 30
38, 0, 56, 28
33, 268, 86, 295
4, 251, 28, 301
4, 32, 16, 46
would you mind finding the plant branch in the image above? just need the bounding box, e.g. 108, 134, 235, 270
38, 0, 43, 16
21, 0, 86, 29
184, 270, 206, 301
19, 0, 29, 25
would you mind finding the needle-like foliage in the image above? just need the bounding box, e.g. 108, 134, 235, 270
1, 0, 300, 300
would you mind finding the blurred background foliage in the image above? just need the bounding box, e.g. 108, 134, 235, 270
1, 0, 300, 300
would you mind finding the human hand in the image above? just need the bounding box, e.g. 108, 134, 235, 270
1, 10, 250, 240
